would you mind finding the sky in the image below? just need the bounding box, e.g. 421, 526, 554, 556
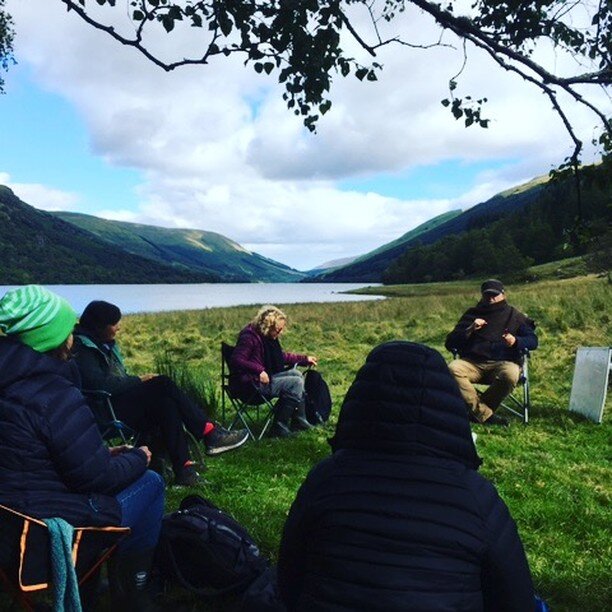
0, 1, 606, 271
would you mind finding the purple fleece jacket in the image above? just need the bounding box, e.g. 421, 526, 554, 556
229, 324, 308, 396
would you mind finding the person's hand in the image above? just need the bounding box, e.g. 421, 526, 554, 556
259, 371, 270, 385
306, 356, 318, 367
139, 373, 157, 382
472, 318, 487, 331
109, 445, 133, 456
502, 331, 516, 347
138, 445, 152, 465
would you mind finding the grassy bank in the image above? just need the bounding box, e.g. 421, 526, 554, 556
116, 276, 610, 611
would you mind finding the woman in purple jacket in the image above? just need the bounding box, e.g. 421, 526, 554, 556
230, 305, 317, 437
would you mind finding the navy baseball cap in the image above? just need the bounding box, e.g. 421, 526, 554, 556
480, 279, 505, 295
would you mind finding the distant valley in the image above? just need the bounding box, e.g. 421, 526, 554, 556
1, 161, 609, 285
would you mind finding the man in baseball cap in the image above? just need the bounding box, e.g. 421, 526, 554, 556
444, 280, 538, 426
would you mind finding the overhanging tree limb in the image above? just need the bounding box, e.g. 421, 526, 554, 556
52, 0, 610, 149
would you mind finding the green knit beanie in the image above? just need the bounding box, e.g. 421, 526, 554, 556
0, 285, 77, 352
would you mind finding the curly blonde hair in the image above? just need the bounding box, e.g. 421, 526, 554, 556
251, 305, 288, 337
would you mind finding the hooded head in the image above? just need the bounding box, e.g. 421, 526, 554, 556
79, 300, 122, 336
331, 341, 481, 469
0, 285, 77, 353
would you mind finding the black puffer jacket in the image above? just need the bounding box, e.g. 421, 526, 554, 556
0, 337, 147, 526
278, 341, 535, 611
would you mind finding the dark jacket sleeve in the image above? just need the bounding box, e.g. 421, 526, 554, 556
282, 351, 309, 367
467, 472, 536, 612
74, 341, 141, 396
231, 330, 266, 377
445, 310, 474, 353
278, 460, 332, 610
513, 321, 538, 353
46, 384, 148, 495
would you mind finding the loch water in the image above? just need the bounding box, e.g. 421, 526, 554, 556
0, 283, 383, 315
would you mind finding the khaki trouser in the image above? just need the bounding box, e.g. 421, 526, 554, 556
448, 358, 521, 422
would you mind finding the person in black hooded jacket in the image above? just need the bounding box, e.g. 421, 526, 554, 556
278, 341, 538, 612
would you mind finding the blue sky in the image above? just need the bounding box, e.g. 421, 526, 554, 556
1, 1, 603, 270
1, 68, 141, 214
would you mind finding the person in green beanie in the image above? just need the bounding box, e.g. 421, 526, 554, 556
0, 285, 165, 611
0, 284, 77, 354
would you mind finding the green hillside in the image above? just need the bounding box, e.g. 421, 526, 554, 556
384, 162, 611, 284
0, 186, 214, 284
309, 209, 462, 282
315, 163, 610, 283
54, 212, 306, 283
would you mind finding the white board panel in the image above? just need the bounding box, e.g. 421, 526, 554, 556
568, 347, 611, 423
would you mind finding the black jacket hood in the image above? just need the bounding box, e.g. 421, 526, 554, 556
0, 336, 80, 393
331, 341, 481, 469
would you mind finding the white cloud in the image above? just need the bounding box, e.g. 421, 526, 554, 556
5, 0, 606, 270
0, 173, 80, 211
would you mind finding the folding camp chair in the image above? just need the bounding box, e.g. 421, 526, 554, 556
221, 342, 276, 440
82, 389, 207, 482
0, 504, 129, 611
449, 348, 531, 424
499, 349, 531, 424
82, 389, 138, 446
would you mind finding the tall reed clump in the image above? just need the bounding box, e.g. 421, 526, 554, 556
154, 350, 220, 420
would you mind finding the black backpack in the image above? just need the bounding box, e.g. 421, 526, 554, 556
304, 369, 332, 424
156, 494, 269, 597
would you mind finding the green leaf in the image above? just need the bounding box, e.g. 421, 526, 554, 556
133, 10, 144, 21
218, 13, 233, 37
161, 15, 174, 33
263, 62, 274, 75
355, 67, 368, 81
441, 99, 450, 107
320, 100, 332, 115
254, 62, 263, 73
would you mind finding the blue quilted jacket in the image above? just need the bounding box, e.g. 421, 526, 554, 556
278, 341, 536, 612
0, 337, 147, 526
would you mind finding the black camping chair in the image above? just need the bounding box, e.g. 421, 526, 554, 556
449, 348, 532, 424
82, 389, 206, 481
0, 504, 129, 611
499, 349, 531, 424
82, 389, 139, 446
221, 342, 276, 441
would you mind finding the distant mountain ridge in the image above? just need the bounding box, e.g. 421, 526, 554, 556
308, 173, 562, 282
0, 186, 214, 284
309, 209, 463, 282
53, 211, 305, 283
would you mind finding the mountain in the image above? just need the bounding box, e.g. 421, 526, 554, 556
382, 163, 610, 284
0, 186, 214, 284
305, 256, 357, 276
52, 212, 305, 283
308, 165, 610, 283
308, 210, 462, 282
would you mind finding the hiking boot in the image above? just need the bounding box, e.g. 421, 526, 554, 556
174, 464, 201, 487
205, 426, 249, 456
268, 421, 294, 438
290, 415, 313, 432
482, 413, 509, 427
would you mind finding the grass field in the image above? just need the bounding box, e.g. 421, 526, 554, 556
109, 274, 612, 611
